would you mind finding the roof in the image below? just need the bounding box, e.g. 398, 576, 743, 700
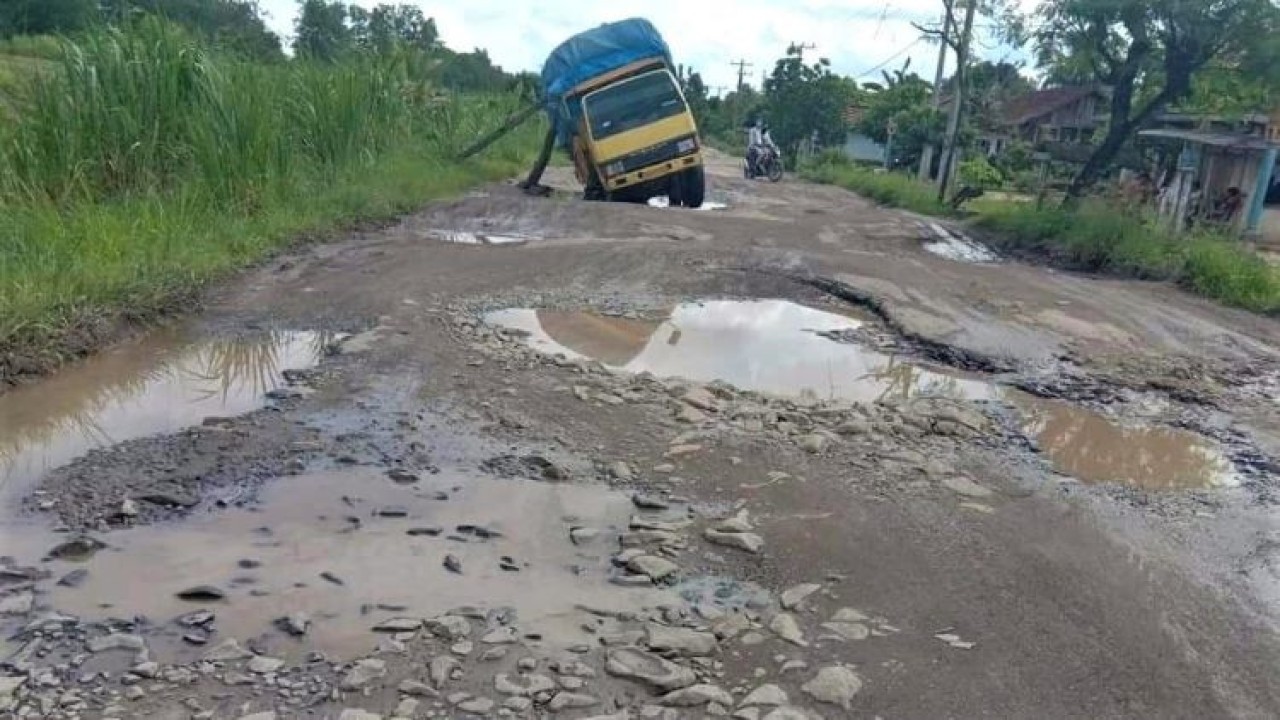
1138, 128, 1279, 151
1001, 86, 1102, 126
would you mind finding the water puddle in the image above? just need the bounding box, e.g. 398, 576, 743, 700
0, 468, 670, 661
1013, 395, 1238, 490
485, 300, 997, 403
647, 196, 728, 211
923, 223, 999, 263
428, 230, 534, 246
0, 329, 324, 500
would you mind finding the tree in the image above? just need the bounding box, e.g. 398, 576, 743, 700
351, 4, 438, 55
293, 0, 350, 61
1026, 0, 1280, 200
858, 72, 943, 168
762, 46, 859, 157
0, 0, 97, 37
102, 1, 282, 60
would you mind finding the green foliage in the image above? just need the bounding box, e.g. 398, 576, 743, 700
104, 0, 283, 60
975, 202, 1280, 313
958, 157, 1003, 190
762, 47, 859, 155
0, 19, 541, 363
0, 0, 97, 38
801, 154, 951, 216
857, 71, 940, 169
294, 0, 350, 61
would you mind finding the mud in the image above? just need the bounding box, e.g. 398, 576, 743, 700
1012, 394, 1238, 489
922, 222, 1001, 264
0, 328, 323, 501
2, 468, 670, 663
3, 151, 1280, 719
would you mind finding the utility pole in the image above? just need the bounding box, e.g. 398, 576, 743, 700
731, 59, 754, 92
936, 0, 976, 202
918, 4, 951, 182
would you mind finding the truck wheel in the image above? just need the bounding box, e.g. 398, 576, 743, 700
583, 173, 607, 201
678, 166, 705, 208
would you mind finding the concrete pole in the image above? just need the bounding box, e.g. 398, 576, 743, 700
918, 4, 951, 182
936, 0, 976, 201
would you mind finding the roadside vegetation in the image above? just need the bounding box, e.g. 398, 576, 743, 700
0, 8, 541, 380
803, 155, 1280, 314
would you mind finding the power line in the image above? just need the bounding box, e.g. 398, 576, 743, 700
852, 38, 925, 79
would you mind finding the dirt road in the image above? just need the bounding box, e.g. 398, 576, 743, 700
3, 152, 1280, 719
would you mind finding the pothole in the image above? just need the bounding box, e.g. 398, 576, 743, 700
1010, 394, 1239, 490
0, 329, 325, 501
922, 223, 999, 264
0, 467, 671, 662
485, 299, 998, 403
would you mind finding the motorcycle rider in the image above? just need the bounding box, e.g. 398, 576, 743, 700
745, 119, 781, 179
745, 118, 764, 177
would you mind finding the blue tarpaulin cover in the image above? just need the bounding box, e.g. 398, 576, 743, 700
540, 18, 671, 145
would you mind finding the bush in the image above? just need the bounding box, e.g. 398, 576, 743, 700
801, 153, 951, 217
975, 201, 1280, 313
958, 157, 1003, 190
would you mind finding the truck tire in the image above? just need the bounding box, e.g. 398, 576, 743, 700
672, 166, 705, 209
583, 172, 607, 202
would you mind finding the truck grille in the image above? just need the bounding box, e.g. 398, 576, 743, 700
619, 135, 696, 173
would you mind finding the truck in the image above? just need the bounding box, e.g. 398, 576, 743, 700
538, 18, 706, 207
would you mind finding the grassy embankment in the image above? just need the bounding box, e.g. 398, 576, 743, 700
802, 157, 1280, 314
0, 21, 542, 380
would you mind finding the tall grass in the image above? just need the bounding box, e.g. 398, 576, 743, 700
0, 20, 541, 376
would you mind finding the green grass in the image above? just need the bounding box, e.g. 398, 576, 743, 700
0, 20, 541, 377
804, 154, 1280, 315
801, 154, 952, 217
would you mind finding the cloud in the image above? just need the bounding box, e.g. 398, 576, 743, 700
258, 0, 1032, 91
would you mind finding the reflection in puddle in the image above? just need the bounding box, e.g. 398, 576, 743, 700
429, 230, 533, 246
0, 469, 669, 661
647, 197, 728, 211
923, 223, 999, 263
0, 329, 324, 499
486, 300, 997, 403
1013, 395, 1237, 490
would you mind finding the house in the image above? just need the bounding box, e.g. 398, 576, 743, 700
1000, 86, 1107, 144
838, 104, 886, 164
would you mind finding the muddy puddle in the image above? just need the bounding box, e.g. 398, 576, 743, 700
0, 329, 324, 500
1, 468, 672, 662
922, 223, 1000, 263
1014, 395, 1238, 490
486, 299, 998, 403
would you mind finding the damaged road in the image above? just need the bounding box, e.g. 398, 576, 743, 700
3, 151, 1280, 719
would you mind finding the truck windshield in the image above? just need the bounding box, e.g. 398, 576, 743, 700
583, 70, 686, 140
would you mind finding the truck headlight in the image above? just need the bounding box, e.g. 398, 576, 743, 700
605, 161, 625, 177
676, 138, 698, 153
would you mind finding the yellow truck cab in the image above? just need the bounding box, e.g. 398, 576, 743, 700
543, 19, 706, 207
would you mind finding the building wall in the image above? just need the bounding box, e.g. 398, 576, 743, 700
843, 132, 886, 164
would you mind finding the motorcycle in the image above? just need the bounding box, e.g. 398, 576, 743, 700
744, 146, 784, 182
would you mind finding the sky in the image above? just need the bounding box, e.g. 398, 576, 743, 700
257, 0, 1036, 93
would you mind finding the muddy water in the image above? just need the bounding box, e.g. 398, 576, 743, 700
2, 468, 670, 662
923, 223, 1000, 264
1014, 395, 1238, 490
0, 329, 323, 500
487, 300, 997, 403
